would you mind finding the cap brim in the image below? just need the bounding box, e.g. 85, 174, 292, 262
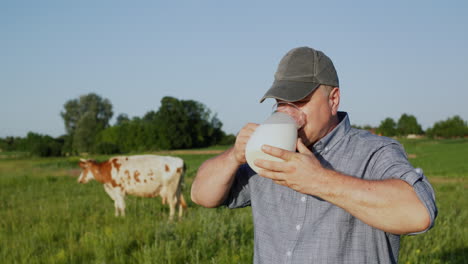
260, 80, 320, 103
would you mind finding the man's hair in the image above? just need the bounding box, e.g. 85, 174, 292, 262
321, 85, 336, 96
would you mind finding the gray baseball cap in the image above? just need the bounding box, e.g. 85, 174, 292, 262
260, 47, 339, 103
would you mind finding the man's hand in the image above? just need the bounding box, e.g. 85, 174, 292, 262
192, 122, 259, 208
233, 123, 259, 164
254, 138, 326, 195
255, 138, 431, 234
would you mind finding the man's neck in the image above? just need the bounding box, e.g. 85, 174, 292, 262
326, 114, 340, 135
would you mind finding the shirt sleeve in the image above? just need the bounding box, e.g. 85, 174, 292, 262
404, 170, 438, 235
369, 142, 438, 234
222, 164, 254, 208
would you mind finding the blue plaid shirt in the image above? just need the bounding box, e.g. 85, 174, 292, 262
223, 112, 437, 264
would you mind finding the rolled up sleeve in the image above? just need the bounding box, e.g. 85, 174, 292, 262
370, 143, 438, 234
401, 169, 438, 234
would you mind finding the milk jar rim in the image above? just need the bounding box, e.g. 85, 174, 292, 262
272, 102, 306, 129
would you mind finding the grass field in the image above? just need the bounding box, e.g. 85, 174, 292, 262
0, 139, 467, 263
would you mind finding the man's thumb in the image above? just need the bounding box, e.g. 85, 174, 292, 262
297, 138, 312, 155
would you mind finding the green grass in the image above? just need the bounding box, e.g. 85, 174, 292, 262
399, 182, 467, 264
398, 138, 468, 178
0, 140, 467, 263
0, 154, 253, 264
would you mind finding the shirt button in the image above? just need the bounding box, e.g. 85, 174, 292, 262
301, 196, 306, 202
324, 147, 329, 152
286, 251, 292, 257
296, 224, 301, 231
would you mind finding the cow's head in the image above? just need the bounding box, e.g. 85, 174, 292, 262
78, 159, 96, 184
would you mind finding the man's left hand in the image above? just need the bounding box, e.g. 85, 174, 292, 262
255, 138, 326, 195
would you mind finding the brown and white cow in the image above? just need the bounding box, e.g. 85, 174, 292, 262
78, 155, 187, 219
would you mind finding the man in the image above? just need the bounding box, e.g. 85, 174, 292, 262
191, 46, 437, 263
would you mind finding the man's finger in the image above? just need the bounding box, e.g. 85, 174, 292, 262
254, 158, 287, 172
261, 145, 294, 161
297, 138, 313, 155
257, 169, 284, 181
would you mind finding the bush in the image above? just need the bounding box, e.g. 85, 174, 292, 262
30, 140, 63, 157
25, 132, 64, 157
426, 116, 468, 138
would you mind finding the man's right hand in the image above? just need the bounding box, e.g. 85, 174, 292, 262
192, 122, 259, 207
232, 123, 259, 164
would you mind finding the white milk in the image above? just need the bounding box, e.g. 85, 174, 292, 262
245, 123, 297, 173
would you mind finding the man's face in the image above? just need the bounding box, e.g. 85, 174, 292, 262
278, 85, 340, 147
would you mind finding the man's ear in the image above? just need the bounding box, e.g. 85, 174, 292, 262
329, 87, 340, 115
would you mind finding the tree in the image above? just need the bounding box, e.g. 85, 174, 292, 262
397, 114, 423, 136
73, 112, 105, 153
426, 115, 468, 138
200, 113, 226, 146
376, 118, 397, 137
0, 137, 22, 151
24, 132, 63, 157
156, 97, 193, 149
183, 99, 218, 148
94, 96, 231, 152
96, 115, 161, 153
155, 96, 225, 149
115, 113, 130, 126
58, 134, 73, 156
60, 93, 113, 153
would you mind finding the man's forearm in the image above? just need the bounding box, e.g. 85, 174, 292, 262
311, 169, 430, 234
191, 147, 240, 208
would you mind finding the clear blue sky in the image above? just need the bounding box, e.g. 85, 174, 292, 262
1, 0, 467, 138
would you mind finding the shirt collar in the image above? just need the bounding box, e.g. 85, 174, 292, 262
312, 111, 351, 154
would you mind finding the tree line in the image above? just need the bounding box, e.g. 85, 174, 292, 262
354, 113, 468, 138
1, 93, 467, 157
0, 93, 235, 157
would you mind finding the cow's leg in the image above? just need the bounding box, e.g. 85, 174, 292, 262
117, 192, 125, 216
104, 184, 126, 217
103, 184, 119, 216
114, 188, 126, 217
167, 195, 176, 221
